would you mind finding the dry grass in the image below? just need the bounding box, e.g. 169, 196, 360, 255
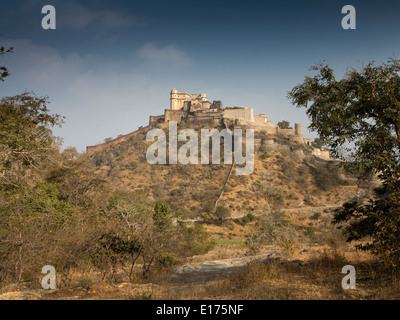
4, 204, 398, 300
153, 251, 400, 300
4, 245, 397, 300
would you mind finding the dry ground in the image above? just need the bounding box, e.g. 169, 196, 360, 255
2, 225, 399, 300
7, 246, 396, 300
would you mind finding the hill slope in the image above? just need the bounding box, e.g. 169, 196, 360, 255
89, 122, 365, 221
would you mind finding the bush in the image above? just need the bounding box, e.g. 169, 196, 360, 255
191, 240, 215, 255
153, 200, 170, 230
311, 212, 321, 220
281, 239, 296, 256
333, 182, 400, 269
241, 213, 256, 225
309, 160, 348, 191
182, 224, 215, 255
246, 211, 298, 251
214, 206, 230, 224
305, 226, 316, 237
266, 189, 285, 209
75, 277, 96, 291
157, 253, 177, 269
201, 213, 212, 222
277, 120, 292, 129
261, 151, 270, 160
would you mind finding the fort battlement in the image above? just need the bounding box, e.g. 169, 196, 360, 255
149, 89, 304, 140
86, 89, 329, 159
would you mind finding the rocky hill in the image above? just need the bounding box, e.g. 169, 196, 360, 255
89, 121, 365, 222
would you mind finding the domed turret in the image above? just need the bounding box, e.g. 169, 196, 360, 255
170, 89, 179, 110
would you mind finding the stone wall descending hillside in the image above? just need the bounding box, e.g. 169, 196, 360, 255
86, 125, 152, 155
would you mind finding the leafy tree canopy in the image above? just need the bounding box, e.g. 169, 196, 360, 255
288, 58, 400, 268
0, 91, 64, 192
288, 58, 400, 179
277, 120, 292, 129
0, 44, 13, 82
312, 137, 329, 149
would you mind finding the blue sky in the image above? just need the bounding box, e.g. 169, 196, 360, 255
1, 0, 400, 152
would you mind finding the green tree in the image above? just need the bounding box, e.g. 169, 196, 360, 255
0, 91, 67, 282
211, 100, 222, 109
0, 92, 64, 192
277, 120, 292, 129
153, 200, 170, 230
312, 137, 327, 149
0, 44, 13, 82
47, 148, 106, 209
0, 45, 118, 284
214, 205, 229, 224
288, 58, 400, 267
107, 196, 187, 279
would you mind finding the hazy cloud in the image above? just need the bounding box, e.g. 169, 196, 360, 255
1, 38, 171, 151
136, 43, 192, 66
56, 1, 143, 30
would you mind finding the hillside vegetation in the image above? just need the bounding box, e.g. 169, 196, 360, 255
91, 122, 361, 219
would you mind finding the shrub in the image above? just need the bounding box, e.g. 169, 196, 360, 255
305, 226, 316, 237
214, 206, 230, 224
246, 211, 298, 251
281, 239, 296, 256
261, 151, 270, 160
277, 120, 292, 129
201, 213, 212, 222
242, 213, 256, 225
309, 160, 349, 191
153, 200, 170, 230
157, 253, 177, 269
311, 212, 321, 220
182, 224, 215, 255
128, 161, 139, 170
75, 277, 95, 291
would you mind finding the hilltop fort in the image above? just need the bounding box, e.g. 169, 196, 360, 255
86, 89, 330, 160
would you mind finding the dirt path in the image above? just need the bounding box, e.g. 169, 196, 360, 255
176, 205, 341, 224
280, 205, 340, 214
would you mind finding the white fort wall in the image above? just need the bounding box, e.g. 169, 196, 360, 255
222, 108, 254, 123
